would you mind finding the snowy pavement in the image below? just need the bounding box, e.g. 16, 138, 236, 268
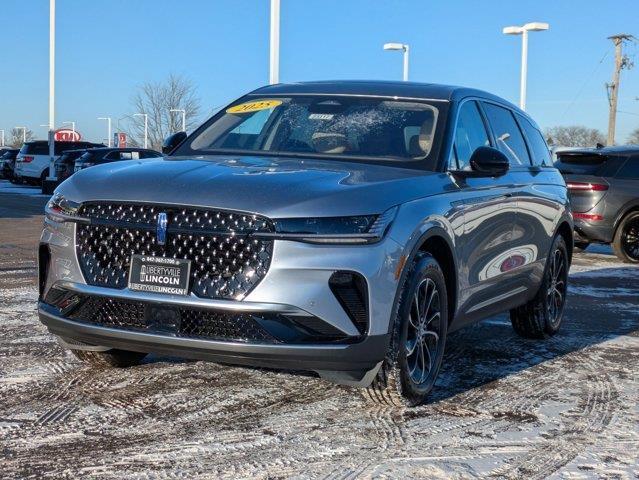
0, 180, 49, 197
0, 207, 638, 479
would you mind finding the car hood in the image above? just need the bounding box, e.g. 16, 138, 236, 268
59, 155, 446, 217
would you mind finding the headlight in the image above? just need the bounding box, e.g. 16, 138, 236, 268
45, 193, 81, 222
268, 206, 398, 244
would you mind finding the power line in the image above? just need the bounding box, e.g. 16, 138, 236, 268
560, 49, 610, 121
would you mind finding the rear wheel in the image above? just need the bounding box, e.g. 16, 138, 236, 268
72, 349, 147, 368
365, 254, 448, 407
612, 212, 639, 263
510, 235, 568, 339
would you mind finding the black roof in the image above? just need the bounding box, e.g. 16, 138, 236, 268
249, 80, 520, 110
24, 140, 103, 145
557, 145, 639, 156
86, 147, 161, 154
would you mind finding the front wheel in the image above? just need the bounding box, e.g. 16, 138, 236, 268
510, 235, 569, 339
612, 212, 639, 263
365, 254, 448, 407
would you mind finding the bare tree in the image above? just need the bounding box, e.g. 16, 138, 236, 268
123, 74, 200, 151
545, 126, 606, 148
8, 127, 35, 148
627, 128, 639, 145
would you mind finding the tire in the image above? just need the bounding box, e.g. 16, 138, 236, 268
39, 168, 49, 186
510, 235, 569, 339
612, 211, 639, 263
573, 241, 590, 252
72, 349, 147, 368
365, 254, 448, 407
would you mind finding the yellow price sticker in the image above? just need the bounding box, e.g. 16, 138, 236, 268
226, 100, 283, 114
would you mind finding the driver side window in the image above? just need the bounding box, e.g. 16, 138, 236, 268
451, 101, 490, 170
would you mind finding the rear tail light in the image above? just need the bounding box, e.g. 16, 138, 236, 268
566, 182, 608, 191
22, 156, 34, 163
573, 213, 604, 221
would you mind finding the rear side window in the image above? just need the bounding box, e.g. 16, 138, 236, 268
615, 158, 639, 179
451, 101, 490, 170
20, 143, 49, 155
516, 114, 551, 166
482, 103, 531, 166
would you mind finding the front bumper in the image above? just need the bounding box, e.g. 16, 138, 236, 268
39, 300, 389, 385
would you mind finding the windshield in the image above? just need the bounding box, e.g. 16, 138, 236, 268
184, 96, 440, 165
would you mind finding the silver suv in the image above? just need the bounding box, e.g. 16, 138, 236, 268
38, 81, 572, 406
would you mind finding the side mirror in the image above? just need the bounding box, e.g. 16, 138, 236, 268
162, 131, 187, 155
468, 146, 510, 177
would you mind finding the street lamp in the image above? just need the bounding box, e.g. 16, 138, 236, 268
15, 127, 27, 143
97, 117, 112, 147
383, 42, 409, 81
170, 108, 186, 132
134, 113, 148, 149
503, 22, 549, 110
62, 121, 75, 134
269, 0, 280, 84
47, 0, 56, 183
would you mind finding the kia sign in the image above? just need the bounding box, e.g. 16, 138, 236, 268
54, 128, 81, 142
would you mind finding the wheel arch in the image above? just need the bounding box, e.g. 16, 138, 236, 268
612, 202, 639, 238
556, 220, 574, 265
393, 227, 459, 328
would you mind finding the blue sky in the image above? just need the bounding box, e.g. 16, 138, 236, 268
1, 0, 638, 144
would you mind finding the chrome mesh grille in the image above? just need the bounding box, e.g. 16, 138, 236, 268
66, 296, 278, 343
75, 203, 274, 300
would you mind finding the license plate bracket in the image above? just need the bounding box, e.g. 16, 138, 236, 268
128, 255, 191, 296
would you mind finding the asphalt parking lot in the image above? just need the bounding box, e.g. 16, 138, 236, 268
0, 180, 637, 479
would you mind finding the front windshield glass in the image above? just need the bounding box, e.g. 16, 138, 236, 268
187, 96, 440, 163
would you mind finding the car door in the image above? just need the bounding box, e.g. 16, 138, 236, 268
449, 100, 520, 321
511, 110, 563, 295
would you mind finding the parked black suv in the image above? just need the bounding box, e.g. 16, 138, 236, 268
0, 148, 19, 180
54, 148, 102, 183
73, 147, 163, 173
556, 146, 639, 262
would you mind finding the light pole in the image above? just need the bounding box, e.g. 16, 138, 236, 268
269, 0, 280, 84
15, 127, 27, 143
98, 117, 112, 147
47, 0, 56, 182
503, 22, 549, 111
62, 121, 75, 134
383, 43, 409, 81
134, 113, 148, 149
0, 130, 4, 147
170, 108, 186, 132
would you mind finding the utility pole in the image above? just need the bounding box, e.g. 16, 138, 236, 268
606, 34, 635, 146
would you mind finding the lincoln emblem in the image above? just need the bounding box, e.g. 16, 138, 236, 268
156, 212, 168, 245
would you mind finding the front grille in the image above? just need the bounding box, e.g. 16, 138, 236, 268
66, 296, 278, 343
75, 203, 274, 300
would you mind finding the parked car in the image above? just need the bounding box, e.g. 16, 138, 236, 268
14, 140, 103, 185
73, 147, 163, 173
0, 148, 19, 180
54, 148, 102, 183
38, 81, 572, 407
556, 146, 639, 262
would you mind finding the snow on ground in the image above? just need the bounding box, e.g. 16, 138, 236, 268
0, 220, 638, 478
